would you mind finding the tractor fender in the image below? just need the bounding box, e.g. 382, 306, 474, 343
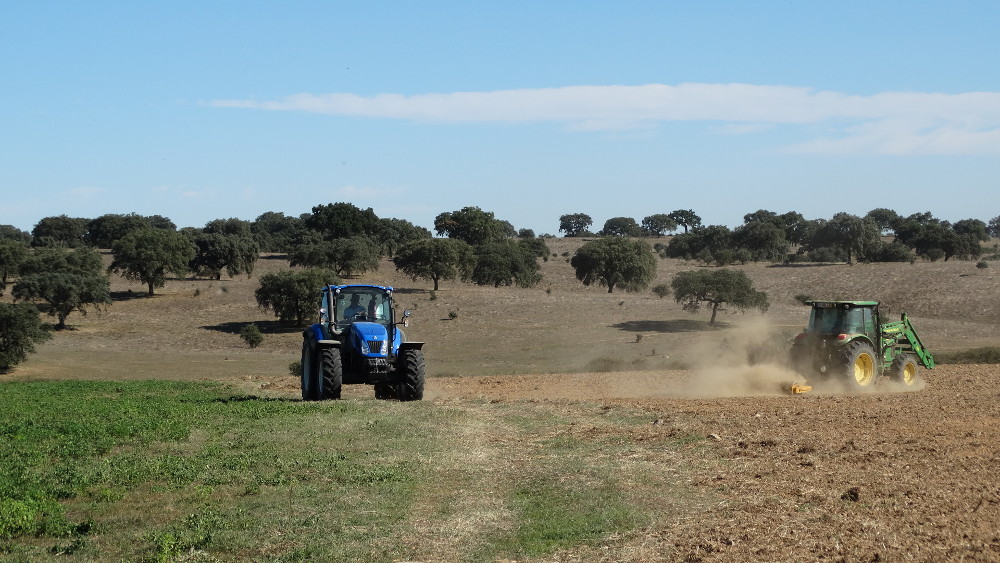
399, 341, 424, 351
305, 324, 339, 348
835, 334, 877, 351
305, 324, 325, 343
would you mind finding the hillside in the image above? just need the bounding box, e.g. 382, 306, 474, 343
8, 237, 999, 383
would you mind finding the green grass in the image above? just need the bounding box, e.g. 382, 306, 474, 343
0, 380, 700, 561
499, 477, 640, 557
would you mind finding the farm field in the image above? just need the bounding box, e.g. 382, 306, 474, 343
3, 237, 1000, 561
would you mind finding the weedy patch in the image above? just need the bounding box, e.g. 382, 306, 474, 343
0, 380, 706, 561
0, 380, 438, 560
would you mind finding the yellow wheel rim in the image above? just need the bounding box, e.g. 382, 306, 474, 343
901, 362, 916, 385
853, 353, 875, 386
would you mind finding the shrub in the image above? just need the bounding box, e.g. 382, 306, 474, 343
240, 323, 264, 348
924, 248, 945, 262
288, 360, 301, 377
651, 284, 671, 299
713, 249, 734, 267
732, 248, 752, 265
977, 261, 988, 270
806, 246, 846, 263
867, 241, 916, 263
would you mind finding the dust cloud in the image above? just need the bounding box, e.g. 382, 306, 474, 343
662, 317, 927, 398
674, 316, 805, 398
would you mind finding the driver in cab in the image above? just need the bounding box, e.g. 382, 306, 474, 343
344, 294, 366, 320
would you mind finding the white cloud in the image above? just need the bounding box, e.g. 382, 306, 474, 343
211, 83, 1000, 155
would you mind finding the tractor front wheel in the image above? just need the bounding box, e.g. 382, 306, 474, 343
321, 348, 343, 400
301, 338, 321, 401
397, 350, 425, 402
841, 341, 878, 388
890, 354, 918, 386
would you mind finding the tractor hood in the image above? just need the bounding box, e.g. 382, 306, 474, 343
351, 321, 387, 340
348, 322, 394, 358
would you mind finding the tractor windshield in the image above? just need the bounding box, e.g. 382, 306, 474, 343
333, 288, 390, 329
808, 306, 866, 335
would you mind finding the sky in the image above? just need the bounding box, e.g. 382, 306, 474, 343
2, 1, 999, 236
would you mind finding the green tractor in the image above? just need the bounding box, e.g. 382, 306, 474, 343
790, 300, 934, 389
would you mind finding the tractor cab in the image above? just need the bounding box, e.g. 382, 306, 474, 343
327, 285, 392, 333
804, 301, 880, 341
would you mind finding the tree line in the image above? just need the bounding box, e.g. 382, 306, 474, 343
563, 209, 999, 265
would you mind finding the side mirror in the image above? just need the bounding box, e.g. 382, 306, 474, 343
402, 309, 411, 327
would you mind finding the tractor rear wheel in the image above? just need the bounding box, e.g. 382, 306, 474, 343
397, 350, 425, 402
321, 348, 343, 400
890, 354, 918, 386
841, 341, 878, 388
301, 338, 321, 401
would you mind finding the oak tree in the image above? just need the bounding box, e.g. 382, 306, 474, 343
108, 228, 196, 295
255, 268, 339, 325
393, 238, 475, 291
13, 246, 111, 329
571, 237, 656, 293
558, 213, 594, 237
671, 269, 768, 325
0, 303, 51, 371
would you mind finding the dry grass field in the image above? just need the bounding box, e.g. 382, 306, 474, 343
4, 237, 1000, 561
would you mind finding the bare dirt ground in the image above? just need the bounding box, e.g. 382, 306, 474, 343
436, 364, 1000, 562
5, 237, 1000, 561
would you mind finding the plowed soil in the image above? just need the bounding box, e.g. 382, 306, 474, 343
421, 365, 1000, 562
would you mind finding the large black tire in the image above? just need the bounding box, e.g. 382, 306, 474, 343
840, 340, 878, 388
397, 349, 425, 402
890, 353, 919, 386
301, 338, 321, 401
321, 348, 343, 400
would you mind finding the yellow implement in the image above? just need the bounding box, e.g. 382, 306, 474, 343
789, 383, 813, 394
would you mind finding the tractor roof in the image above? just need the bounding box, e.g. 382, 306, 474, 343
324, 284, 394, 292
805, 300, 880, 307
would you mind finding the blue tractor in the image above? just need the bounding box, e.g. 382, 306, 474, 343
301, 284, 425, 401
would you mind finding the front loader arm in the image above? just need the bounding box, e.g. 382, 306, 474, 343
881, 313, 935, 369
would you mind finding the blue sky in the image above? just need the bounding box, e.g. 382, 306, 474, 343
3, 1, 998, 235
